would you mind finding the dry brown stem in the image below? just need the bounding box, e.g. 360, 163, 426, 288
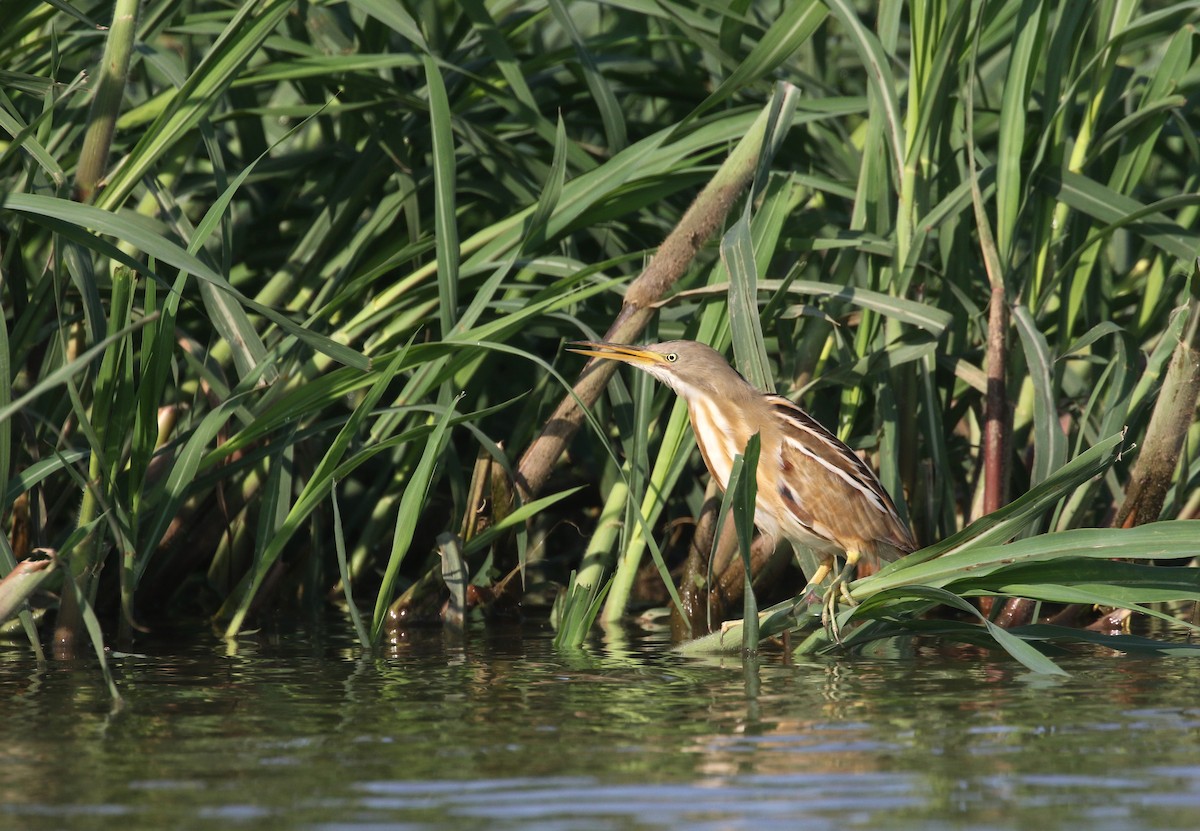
514, 109, 775, 502
1115, 264, 1200, 528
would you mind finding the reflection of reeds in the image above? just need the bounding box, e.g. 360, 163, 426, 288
3, 1, 1200, 693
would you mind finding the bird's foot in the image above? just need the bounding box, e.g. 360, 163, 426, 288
820, 582, 858, 642
819, 555, 861, 643
791, 561, 832, 622
719, 610, 774, 639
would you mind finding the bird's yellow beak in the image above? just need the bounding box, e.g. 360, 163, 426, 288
566, 341, 666, 368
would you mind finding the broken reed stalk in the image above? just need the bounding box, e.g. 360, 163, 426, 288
967, 91, 1011, 618
671, 482, 790, 637
514, 103, 778, 502
1116, 262, 1200, 528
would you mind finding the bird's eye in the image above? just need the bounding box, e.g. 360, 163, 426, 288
666, 353, 678, 363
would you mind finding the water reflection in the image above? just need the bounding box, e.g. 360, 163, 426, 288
0, 619, 1198, 830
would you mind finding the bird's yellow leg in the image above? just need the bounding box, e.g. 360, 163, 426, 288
822, 550, 861, 642
803, 560, 832, 596
719, 609, 774, 638
789, 557, 833, 622
835, 551, 860, 605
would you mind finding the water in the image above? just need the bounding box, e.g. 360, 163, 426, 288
3, 619, 1199, 830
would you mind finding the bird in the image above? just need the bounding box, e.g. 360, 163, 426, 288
566, 339, 916, 634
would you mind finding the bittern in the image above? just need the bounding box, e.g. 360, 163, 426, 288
567, 339, 916, 632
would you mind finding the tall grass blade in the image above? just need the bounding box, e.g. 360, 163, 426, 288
861, 521, 1200, 596
548, 0, 626, 152
424, 52, 459, 337
881, 431, 1126, 572
993, 0, 1046, 264
1013, 304, 1066, 492
331, 480, 371, 649
222, 350, 409, 637
732, 434, 761, 652
2, 194, 368, 370
824, 0, 904, 175
691, 1, 826, 120
871, 585, 1069, 676
1040, 171, 1199, 262
371, 393, 463, 642
552, 569, 612, 649
94, 0, 294, 210
0, 314, 155, 426
724, 215, 772, 391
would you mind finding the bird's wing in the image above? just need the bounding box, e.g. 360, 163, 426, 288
765, 394, 917, 558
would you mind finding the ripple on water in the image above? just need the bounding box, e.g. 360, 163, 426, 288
2, 623, 1199, 831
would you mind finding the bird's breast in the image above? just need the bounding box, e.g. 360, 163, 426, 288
686, 397, 741, 491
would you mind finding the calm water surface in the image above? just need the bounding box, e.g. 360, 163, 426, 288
2, 619, 1199, 830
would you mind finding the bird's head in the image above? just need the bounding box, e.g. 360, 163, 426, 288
566, 339, 746, 400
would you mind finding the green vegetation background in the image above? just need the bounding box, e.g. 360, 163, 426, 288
2, 0, 1199, 679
